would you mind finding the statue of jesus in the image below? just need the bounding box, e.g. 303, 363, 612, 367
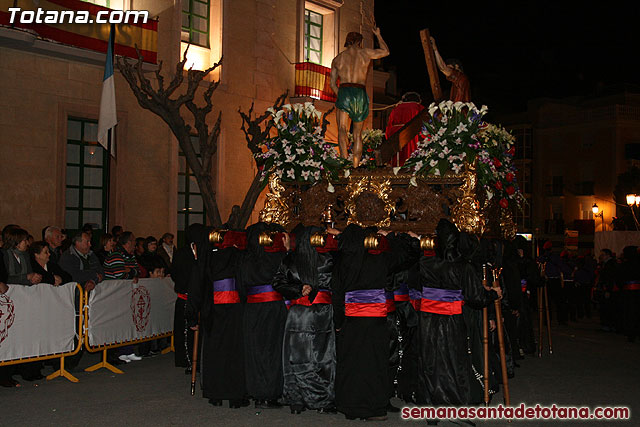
330, 27, 389, 168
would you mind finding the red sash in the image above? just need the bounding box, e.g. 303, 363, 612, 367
177, 293, 188, 301
291, 290, 332, 306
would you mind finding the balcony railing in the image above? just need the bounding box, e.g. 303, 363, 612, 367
294, 62, 336, 102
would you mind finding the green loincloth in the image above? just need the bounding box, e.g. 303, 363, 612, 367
336, 85, 369, 123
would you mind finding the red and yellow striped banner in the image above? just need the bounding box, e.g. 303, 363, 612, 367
295, 62, 336, 102
0, 0, 158, 63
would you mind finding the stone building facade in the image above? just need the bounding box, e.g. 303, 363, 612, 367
0, 0, 374, 242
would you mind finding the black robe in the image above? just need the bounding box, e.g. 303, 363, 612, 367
416, 221, 497, 406
187, 245, 246, 401
332, 230, 414, 419
237, 224, 287, 401
273, 250, 335, 410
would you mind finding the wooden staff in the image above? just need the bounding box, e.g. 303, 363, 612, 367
190, 326, 200, 396
492, 267, 510, 406
544, 283, 553, 354
538, 281, 544, 358
482, 264, 490, 406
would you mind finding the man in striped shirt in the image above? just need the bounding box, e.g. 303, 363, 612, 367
103, 231, 139, 281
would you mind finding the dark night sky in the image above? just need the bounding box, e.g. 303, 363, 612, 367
374, 2, 640, 114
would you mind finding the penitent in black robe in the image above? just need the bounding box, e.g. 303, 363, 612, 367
332, 227, 414, 419
273, 237, 335, 411
187, 244, 246, 402
416, 221, 497, 406
237, 223, 287, 401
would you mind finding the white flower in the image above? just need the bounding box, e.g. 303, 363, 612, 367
451, 163, 462, 174
327, 182, 335, 193
274, 110, 284, 122
443, 147, 452, 155
438, 152, 445, 159
480, 105, 488, 113
286, 154, 296, 162
487, 190, 494, 200
409, 177, 418, 187
415, 160, 424, 170
433, 168, 441, 176
282, 104, 291, 111
429, 159, 438, 167
445, 100, 453, 110
301, 170, 310, 180
455, 137, 462, 144
296, 148, 305, 155
286, 169, 295, 179
437, 128, 446, 137
266, 107, 275, 115
313, 170, 320, 180
393, 167, 401, 175
455, 123, 468, 133
344, 169, 350, 178
453, 101, 464, 110
428, 103, 438, 116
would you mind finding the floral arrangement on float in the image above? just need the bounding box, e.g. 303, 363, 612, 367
347, 129, 384, 170
402, 100, 524, 209
255, 102, 343, 185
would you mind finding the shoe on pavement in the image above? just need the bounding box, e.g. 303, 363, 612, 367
127, 353, 142, 361
118, 355, 132, 363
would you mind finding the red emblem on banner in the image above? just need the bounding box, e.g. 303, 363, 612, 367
0, 294, 16, 346
130, 286, 151, 333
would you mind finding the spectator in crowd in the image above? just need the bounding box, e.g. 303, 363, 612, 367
157, 232, 176, 268
30, 241, 72, 286
139, 236, 168, 274
574, 250, 596, 320
58, 232, 103, 291
134, 237, 145, 257
26, 234, 34, 248
103, 231, 142, 363
103, 231, 139, 280
1, 228, 45, 381
2, 227, 42, 286
95, 233, 116, 265
43, 226, 65, 265
111, 225, 123, 240
133, 237, 149, 278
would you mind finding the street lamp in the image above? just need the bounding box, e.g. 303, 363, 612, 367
626, 193, 640, 230
592, 203, 604, 231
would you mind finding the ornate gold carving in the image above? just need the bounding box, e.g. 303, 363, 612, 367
259, 174, 290, 226
451, 161, 485, 235
500, 208, 517, 240
345, 177, 396, 228
321, 204, 335, 227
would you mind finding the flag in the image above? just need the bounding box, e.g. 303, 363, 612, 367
97, 24, 117, 157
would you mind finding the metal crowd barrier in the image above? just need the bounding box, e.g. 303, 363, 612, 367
0, 283, 84, 383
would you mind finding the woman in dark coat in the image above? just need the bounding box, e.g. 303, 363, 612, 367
238, 222, 288, 408
30, 241, 72, 285
273, 225, 336, 414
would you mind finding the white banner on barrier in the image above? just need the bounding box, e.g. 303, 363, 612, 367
86, 278, 175, 347
0, 282, 77, 362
